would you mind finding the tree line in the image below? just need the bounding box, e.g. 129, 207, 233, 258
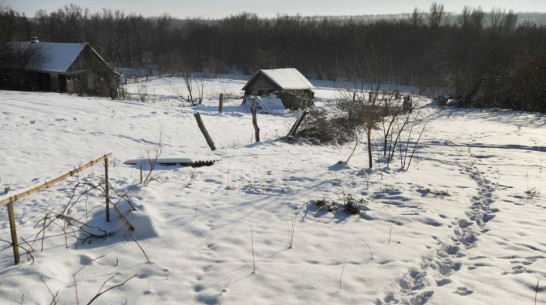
1, 3, 545, 111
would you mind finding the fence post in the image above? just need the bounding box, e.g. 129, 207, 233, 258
5, 187, 20, 265
218, 93, 224, 113
194, 112, 217, 151
0, 154, 112, 265
251, 98, 260, 142
104, 156, 110, 222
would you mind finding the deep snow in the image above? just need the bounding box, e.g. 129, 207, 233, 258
0, 76, 545, 305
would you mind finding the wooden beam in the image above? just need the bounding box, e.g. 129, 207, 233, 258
104, 157, 110, 222
7, 201, 20, 265
251, 98, 260, 143
194, 112, 216, 151
218, 93, 224, 113
287, 111, 308, 137
4, 187, 20, 265
0, 153, 112, 206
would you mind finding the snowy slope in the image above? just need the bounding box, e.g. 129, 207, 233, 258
0, 77, 545, 305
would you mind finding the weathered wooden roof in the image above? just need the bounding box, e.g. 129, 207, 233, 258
243, 68, 314, 91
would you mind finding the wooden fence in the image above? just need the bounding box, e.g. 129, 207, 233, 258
0, 153, 112, 265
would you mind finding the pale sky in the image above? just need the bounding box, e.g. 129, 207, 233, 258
6, 0, 546, 19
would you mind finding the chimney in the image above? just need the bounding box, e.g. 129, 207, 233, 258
30, 37, 39, 43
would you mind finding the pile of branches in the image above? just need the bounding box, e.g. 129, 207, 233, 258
293, 108, 358, 145
293, 97, 391, 145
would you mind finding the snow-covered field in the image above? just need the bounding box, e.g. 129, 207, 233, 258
0, 76, 545, 305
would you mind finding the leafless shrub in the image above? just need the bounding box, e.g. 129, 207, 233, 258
30, 180, 112, 251
297, 90, 430, 171
381, 99, 434, 170
136, 83, 148, 102
315, 198, 331, 209
400, 117, 430, 170
141, 133, 164, 186
313, 194, 366, 216
343, 194, 365, 215
167, 57, 205, 106
24, 171, 149, 262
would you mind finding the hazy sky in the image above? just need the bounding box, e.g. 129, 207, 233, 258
6, 0, 546, 19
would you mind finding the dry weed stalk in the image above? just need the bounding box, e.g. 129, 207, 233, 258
338, 261, 346, 292
287, 214, 297, 249
536, 273, 545, 305
30, 180, 113, 250
141, 132, 164, 186
85, 274, 137, 305
41, 276, 59, 305
26, 173, 149, 261
363, 239, 375, 260
250, 224, 256, 274
186, 170, 198, 188
41, 265, 136, 305
0, 238, 34, 263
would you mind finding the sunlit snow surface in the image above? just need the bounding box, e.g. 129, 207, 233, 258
1, 76, 545, 305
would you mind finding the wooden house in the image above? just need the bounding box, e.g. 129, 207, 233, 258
242, 68, 315, 110
10, 40, 119, 98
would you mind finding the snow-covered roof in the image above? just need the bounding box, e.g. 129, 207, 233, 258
11, 42, 87, 73
243, 68, 314, 91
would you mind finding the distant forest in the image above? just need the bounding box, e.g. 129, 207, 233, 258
1, 3, 545, 111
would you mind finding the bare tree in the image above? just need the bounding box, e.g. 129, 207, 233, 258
0, 41, 46, 91
166, 53, 205, 106
380, 93, 403, 158
383, 99, 433, 170
428, 2, 445, 28
341, 39, 393, 169
181, 67, 205, 106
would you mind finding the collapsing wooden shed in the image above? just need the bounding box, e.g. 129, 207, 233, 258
10, 40, 119, 98
242, 68, 315, 110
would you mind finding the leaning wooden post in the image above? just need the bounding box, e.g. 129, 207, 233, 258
5, 187, 20, 265
251, 98, 260, 143
194, 112, 216, 151
104, 156, 110, 222
287, 110, 308, 137
218, 93, 224, 113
